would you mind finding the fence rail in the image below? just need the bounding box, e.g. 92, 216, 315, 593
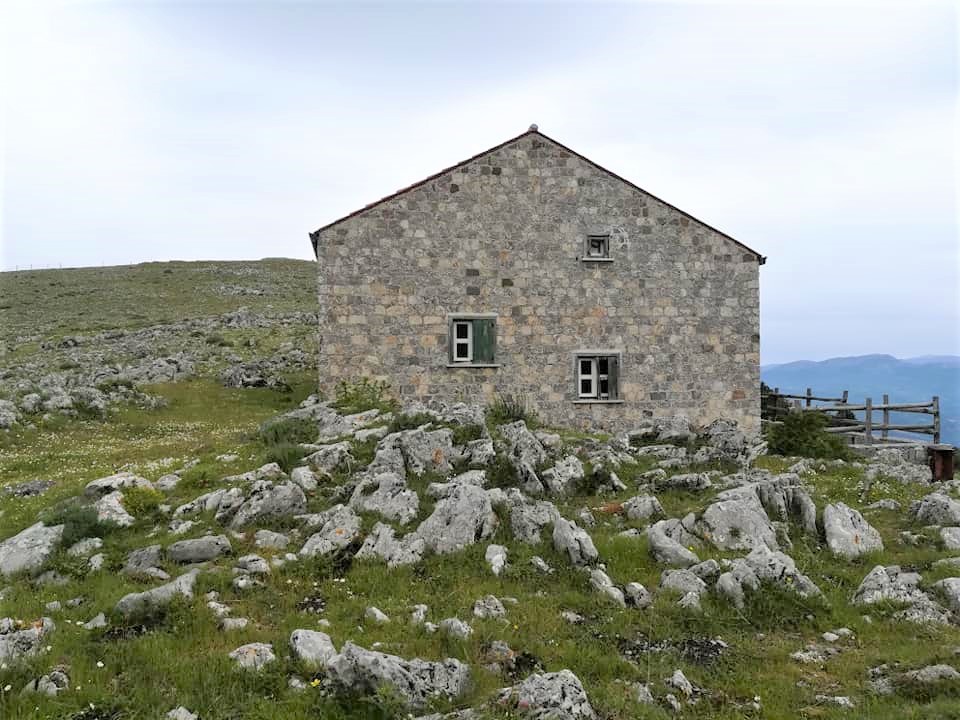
762, 386, 941, 445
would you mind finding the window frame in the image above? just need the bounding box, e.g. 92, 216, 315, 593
446, 313, 500, 368
582, 233, 613, 263
452, 320, 473, 363
572, 350, 624, 404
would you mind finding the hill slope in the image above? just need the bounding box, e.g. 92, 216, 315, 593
763, 354, 959, 445
0, 261, 959, 720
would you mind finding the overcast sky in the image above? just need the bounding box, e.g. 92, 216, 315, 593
1, 1, 957, 364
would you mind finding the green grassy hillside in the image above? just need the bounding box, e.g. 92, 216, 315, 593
1, 260, 959, 720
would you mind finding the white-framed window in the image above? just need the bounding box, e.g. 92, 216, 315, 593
447, 314, 498, 366
452, 320, 473, 363
584, 234, 611, 260
575, 353, 620, 400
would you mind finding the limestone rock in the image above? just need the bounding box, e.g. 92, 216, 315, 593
349, 472, 419, 525
695, 490, 777, 551
115, 570, 199, 617
552, 517, 598, 567
355, 522, 425, 567
413, 484, 497, 555
646, 519, 700, 567
498, 669, 596, 719
507, 489, 558, 544
912, 493, 960, 525
167, 535, 231, 564
300, 505, 362, 558
622, 495, 664, 522
439, 617, 473, 639
0, 617, 55, 664
473, 595, 506, 619
823, 502, 883, 559
325, 642, 471, 710
94, 491, 136, 527
84, 471, 153, 498
499, 421, 547, 468
305, 441, 354, 476
401, 428, 454, 476
229, 642, 276, 670
589, 568, 626, 607
290, 629, 337, 667
230, 481, 306, 529
541, 456, 584, 495
254, 529, 290, 549
0, 523, 64, 577
745, 545, 822, 597
485, 544, 508, 576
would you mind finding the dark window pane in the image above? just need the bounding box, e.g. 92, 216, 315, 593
580, 379, 592, 394
598, 357, 608, 374
580, 359, 592, 375
455, 323, 469, 339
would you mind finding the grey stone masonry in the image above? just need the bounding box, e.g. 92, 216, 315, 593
312, 128, 763, 433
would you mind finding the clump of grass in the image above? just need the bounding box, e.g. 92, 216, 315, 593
96, 376, 135, 393
388, 412, 435, 433
486, 453, 519, 489
764, 410, 853, 460
264, 442, 309, 472
333, 377, 397, 415
41, 503, 118, 547
452, 423, 485, 446
487, 392, 538, 428
205, 332, 233, 347
258, 416, 318, 446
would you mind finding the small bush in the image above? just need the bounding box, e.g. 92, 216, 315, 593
42, 503, 117, 547
258, 417, 317, 446
486, 453, 519, 489
575, 464, 609, 495
333, 377, 396, 415
205, 333, 233, 347
96, 377, 134, 393
265, 442, 309, 472
122, 485, 163, 517
388, 412, 435, 433
487, 392, 538, 428
452, 423, 485, 446
764, 411, 852, 460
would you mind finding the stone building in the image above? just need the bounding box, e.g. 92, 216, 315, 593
310, 126, 765, 433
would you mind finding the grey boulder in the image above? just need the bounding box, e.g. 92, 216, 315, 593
290, 629, 337, 667
300, 505, 361, 557
498, 669, 596, 719
167, 535, 232, 564
229, 642, 276, 670
0, 617, 55, 664
230, 481, 306, 529
325, 642, 471, 710
115, 570, 199, 617
552, 517, 598, 567
349, 472, 420, 525
0, 522, 64, 577
413, 483, 497, 555
823, 502, 883, 559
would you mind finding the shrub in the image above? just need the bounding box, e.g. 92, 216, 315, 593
96, 377, 135, 393
333, 378, 397, 415
487, 392, 538, 428
42, 503, 117, 547
264, 442, 309, 472
764, 411, 852, 460
258, 417, 317, 446
122, 485, 164, 517
452, 423, 485, 446
205, 333, 233, 347
388, 412, 435, 433
486, 453, 519, 489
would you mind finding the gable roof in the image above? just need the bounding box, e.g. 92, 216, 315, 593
309, 127, 766, 264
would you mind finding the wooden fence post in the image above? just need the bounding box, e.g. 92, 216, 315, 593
805, 388, 812, 408
933, 396, 940, 444
841, 390, 848, 404
864, 397, 873, 444
882, 393, 889, 441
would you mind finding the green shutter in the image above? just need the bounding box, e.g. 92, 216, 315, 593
608, 355, 620, 399
473, 319, 496, 364
447, 320, 455, 364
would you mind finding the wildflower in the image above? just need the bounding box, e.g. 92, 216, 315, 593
3, 685, 11, 692
96, 661, 105, 668
310, 678, 321, 688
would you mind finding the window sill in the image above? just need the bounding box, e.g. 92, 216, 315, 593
572, 399, 625, 405
580, 257, 614, 263
446, 363, 501, 369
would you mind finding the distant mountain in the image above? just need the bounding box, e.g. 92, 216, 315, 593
762, 354, 960, 445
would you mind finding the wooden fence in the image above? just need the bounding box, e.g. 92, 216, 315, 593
761, 387, 941, 445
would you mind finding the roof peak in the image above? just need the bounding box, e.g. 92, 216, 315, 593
528, 123, 539, 132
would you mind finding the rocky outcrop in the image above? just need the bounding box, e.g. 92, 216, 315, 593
115, 570, 199, 617
300, 505, 362, 558
497, 669, 596, 719
349, 472, 419, 525
229, 481, 306, 529
552, 518, 598, 567
413, 484, 497, 555
0, 617, 55, 664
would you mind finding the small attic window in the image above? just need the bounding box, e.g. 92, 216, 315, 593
583, 234, 611, 262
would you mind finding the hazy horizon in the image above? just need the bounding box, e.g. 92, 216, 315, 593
2, 1, 957, 365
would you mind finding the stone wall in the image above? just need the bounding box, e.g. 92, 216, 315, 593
313, 131, 762, 434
